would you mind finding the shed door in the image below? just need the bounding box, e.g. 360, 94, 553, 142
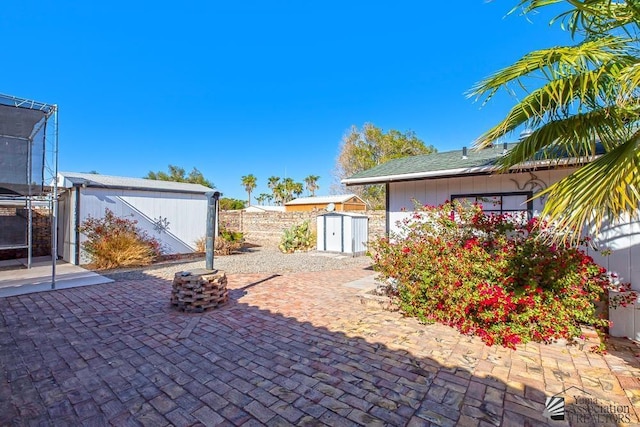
325, 215, 343, 252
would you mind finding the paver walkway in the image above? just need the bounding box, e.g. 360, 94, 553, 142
2, 267, 640, 426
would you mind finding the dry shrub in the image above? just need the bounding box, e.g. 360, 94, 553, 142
80, 209, 163, 269
91, 232, 156, 269
194, 236, 206, 252
195, 225, 245, 256
214, 238, 243, 255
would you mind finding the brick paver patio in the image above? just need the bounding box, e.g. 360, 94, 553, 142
2, 266, 640, 426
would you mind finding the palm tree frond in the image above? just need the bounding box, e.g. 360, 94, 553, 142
468, 36, 631, 106
536, 134, 640, 243
474, 62, 628, 147
513, 0, 640, 36
489, 104, 632, 169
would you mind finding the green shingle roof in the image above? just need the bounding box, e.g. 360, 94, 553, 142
343, 144, 518, 184
342, 142, 604, 185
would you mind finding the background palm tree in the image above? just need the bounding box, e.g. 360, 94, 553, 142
273, 183, 286, 206
241, 174, 257, 206
304, 175, 320, 196
268, 176, 280, 190
255, 193, 273, 206
281, 178, 299, 204
469, 0, 640, 242
268, 176, 280, 203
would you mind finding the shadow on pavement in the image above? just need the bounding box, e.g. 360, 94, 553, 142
0, 268, 638, 426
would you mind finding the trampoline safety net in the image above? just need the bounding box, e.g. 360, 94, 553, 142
0, 95, 55, 251
0, 103, 48, 195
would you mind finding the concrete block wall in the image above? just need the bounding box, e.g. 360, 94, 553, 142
33, 209, 51, 257
219, 210, 386, 248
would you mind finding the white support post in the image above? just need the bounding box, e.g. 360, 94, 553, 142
51, 106, 59, 289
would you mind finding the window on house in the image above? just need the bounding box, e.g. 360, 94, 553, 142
451, 192, 533, 219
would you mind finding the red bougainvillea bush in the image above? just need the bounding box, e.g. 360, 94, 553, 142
368, 201, 634, 349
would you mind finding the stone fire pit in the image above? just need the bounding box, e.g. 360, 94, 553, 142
171, 269, 228, 312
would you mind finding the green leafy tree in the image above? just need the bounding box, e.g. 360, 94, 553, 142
304, 175, 320, 196
469, 0, 640, 242
241, 174, 258, 206
219, 197, 246, 210
335, 123, 436, 209
145, 165, 214, 188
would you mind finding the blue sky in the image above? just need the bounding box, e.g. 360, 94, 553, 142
2, 1, 572, 201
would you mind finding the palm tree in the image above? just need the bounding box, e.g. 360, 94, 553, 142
268, 176, 280, 191
268, 176, 280, 203
241, 174, 257, 206
273, 183, 286, 206
255, 193, 271, 206
281, 178, 295, 204
304, 175, 320, 196
279, 178, 304, 203
469, 0, 640, 243
292, 182, 304, 198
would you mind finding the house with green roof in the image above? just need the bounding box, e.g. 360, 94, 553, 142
342, 142, 640, 340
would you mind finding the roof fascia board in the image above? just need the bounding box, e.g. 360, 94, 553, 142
74, 183, 209, 195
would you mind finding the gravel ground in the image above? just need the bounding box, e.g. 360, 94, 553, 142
101, 246, 373, 281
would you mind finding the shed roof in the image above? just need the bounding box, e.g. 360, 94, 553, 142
285, 194, 365, 206
58, 172, 214, 194
342, 143, 604, 185
318, 211, 368, 218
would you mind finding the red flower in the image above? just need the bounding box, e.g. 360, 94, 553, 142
463, 238, 478, 249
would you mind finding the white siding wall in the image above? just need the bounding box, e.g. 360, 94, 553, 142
350, 216, 368, 256
388, 170, 568, 228
75, 188, 207, 264
387, 169, 640, 338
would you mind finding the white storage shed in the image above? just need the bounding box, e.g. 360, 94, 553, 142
317, 212, 368, 256
57, 172, 214, 265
